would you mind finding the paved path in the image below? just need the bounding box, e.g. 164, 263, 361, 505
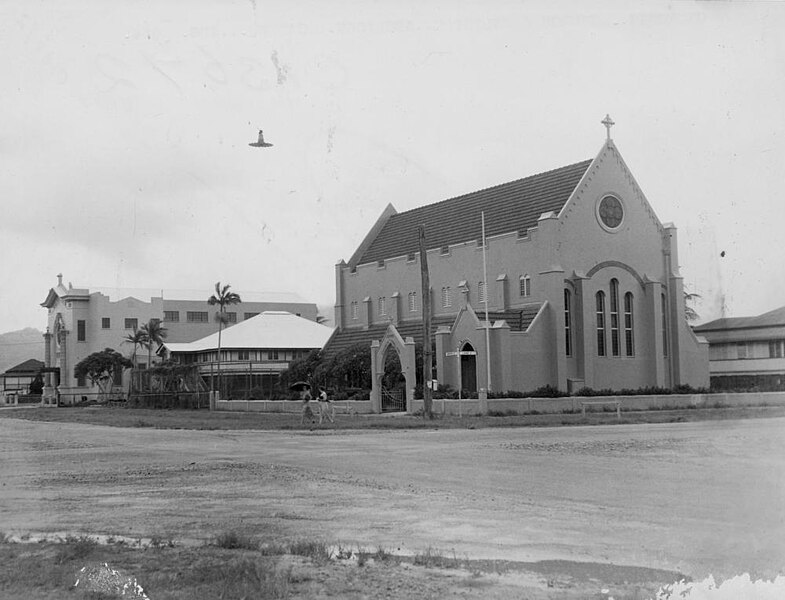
1, 416, 783, 580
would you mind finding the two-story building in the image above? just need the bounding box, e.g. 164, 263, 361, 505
161, 311, 334, 398
693, 306, 785, 391
40, 275, 319, 401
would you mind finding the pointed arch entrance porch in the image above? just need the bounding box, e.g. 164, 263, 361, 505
370, 324, 416, 414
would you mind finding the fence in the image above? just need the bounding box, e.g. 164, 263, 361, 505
127, 391, 211, 410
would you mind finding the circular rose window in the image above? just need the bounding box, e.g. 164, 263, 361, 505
598, 195, 624, 230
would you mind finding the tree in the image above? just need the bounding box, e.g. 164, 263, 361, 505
123, 327, 147, 368
207, 282, 242, 393
140, 318, 167, 370
74, 348, 133, 400
684, 291, 701, 323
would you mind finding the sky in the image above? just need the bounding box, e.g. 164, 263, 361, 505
1, 0, 784, 335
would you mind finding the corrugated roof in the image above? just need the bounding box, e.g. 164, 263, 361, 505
355, 159, 592, 266
164, 311, 334, 353
694, 306, 785, 332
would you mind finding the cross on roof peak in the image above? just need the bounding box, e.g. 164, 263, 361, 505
601, 114, 615, 141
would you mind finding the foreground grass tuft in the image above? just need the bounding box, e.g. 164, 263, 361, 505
213, 530, 258, 550
288, 539, 331, 563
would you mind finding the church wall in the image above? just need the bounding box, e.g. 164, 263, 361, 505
504, 310, 556, 392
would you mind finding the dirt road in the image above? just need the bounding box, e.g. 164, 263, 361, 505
1, 416, 783, 581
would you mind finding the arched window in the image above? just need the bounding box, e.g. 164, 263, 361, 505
596, 291, 606, 356
624, 292, 634, 356
478, 281, 486, 304
408, 291, 417, 312
564, 289, 572, 356
610, 279, 620, 356
351, 301, 358, 320
378, 297, 387, 316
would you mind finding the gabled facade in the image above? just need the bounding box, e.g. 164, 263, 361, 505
694, 306, 785, 391
40, 275, 319, 400
328, 129, 709, 395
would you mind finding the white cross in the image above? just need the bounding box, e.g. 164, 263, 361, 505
601, 114, 615, 140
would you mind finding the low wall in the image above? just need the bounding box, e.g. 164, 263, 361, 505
412, 391, 785, 416
214, 399, 375, 415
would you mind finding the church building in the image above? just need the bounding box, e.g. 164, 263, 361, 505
326, 118, 709, 400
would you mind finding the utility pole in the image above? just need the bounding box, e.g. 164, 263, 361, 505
418, 225, 433, 419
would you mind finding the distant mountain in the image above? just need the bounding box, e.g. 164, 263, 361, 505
0, 328, 44, 374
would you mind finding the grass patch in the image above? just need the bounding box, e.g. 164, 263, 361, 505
413, 546, 461, 569
213, 530, 259, 550
3, 404, 785, 433
55, 535, 98, 564
288, 539, 331, 562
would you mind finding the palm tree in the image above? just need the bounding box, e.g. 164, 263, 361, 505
140, 318, 168, 370
122, 328, 147, 369
207, 282, 242, 394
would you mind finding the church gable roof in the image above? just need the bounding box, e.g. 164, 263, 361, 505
354, 159, 592, 266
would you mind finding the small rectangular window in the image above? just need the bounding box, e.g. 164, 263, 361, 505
440, 246, 449, 255
478, 281, 486, 304
124, 318, 138, 330
351, 301, 359, 320
225, 312, 237, 323
101, 317, 111, 329
238, 350, 249, 360
770, 340, 784, 359
77, 320, 86, 341
187, 311, 209, 323
75, 368, 86, 387
377, 259, 385, 268
164, 311, 179, 323
267, 349, 279, 360
407, 253, 416, 262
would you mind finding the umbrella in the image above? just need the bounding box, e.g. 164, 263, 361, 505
288, 381, 311, 392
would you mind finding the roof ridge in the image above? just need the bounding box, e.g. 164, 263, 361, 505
389, 159, 593, 220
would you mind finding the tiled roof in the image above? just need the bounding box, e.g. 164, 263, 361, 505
694, 306, 785, 332
322, 317, 456, 362
485, 304, 543, 332
355, 159, 592, 266
1, 358, 45, 376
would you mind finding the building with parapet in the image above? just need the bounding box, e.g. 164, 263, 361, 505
324, 118, 709, 407
39, 275, 319, 402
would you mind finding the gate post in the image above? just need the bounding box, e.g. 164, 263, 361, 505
370, 340, 382, 413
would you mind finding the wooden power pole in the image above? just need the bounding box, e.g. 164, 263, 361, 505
418, 225, 433, 419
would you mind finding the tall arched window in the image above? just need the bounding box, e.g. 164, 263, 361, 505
378, 297, 387, 316
624, 292, 634, 356
610, 279, 620, 356
564, 289, 572, 357
596, 291, 606, 356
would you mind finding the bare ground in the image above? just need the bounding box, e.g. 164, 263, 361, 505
1, 412, 784, 598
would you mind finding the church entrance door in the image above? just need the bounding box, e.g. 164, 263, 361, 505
460, 342, 477, 394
